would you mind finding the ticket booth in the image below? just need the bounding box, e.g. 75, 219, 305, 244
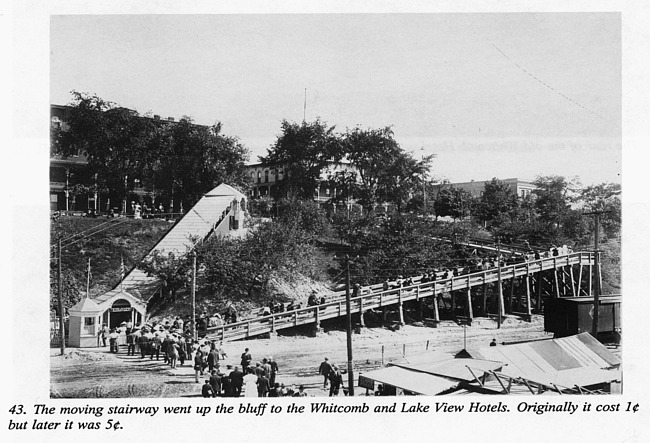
92, 289, 147, 331
68, 297, 103, 348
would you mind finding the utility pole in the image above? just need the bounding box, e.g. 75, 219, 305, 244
191, 251, 197, 341
57, 238, 66, 355
344, 255, 355, 396
86, 257, 91, 298
497, 237, 502, 329
585, 210, 609, 338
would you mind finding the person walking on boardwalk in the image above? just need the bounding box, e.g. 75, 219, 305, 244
319, 357, 333, 389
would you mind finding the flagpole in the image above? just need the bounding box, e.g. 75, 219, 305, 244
120, 255, 124, 292
86, 257, 91, 298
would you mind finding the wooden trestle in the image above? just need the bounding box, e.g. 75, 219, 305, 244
205, 252, 596, 342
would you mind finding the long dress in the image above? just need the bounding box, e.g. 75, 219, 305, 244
243, 374, 257, 397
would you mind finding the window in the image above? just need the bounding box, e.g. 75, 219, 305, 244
326, 188, 330, 196
265, 170, 269, 183
257, 171, 261, 183
84, 317, 95, 326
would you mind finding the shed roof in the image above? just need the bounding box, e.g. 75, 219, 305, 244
461, 333, 621, 388
390, 358, 505, 382
360, 366, 459, 396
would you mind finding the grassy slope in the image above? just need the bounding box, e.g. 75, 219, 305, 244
52, 216, 174, 297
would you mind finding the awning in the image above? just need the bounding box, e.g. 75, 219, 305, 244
391, 358, 505, 382
359, 366, 459, 396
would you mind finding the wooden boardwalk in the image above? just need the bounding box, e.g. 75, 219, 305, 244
206, 251, 596, 342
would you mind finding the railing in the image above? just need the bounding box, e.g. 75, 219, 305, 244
205, 252, 594, 342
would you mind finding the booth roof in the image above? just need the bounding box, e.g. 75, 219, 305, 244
92, 288, 146, 309
69, 296, 101, 313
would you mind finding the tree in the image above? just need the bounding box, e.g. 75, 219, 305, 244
151, 118, 250, 212
340, 126, 434, 212
262, 119, 342, 200
138, 250, 193, 302
433, 186, 473, 220
52, 92, 250, 214
580, 183, 621, 239
477, 178, 518, 223
52, 92, 158, 212
531, 175, 583, 244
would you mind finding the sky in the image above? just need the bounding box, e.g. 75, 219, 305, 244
50, 13, 621, 185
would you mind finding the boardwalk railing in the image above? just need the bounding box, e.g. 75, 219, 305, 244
205, 252, 594, 342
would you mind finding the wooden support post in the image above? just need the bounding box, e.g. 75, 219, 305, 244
482, 283, 488, 316
577, 263, 583, 297
451, 291, 456, 314
553, 269, 560, 298
359, 298, 365, 327
315, 307, 320, 328
525, 263, 532, 317
466, 287, 474, 319
294, 311, 298, 326
382, 307, 387, 322
418, 299, 424, 321
508, 269, 515, 313
497, 275, 505, 317
536, 274, 543, 311
398, 289, 405, 325
588, 260, 594, 297
433, 283, 440, 322
271, 315, 276, 333
569, 265, 576, 297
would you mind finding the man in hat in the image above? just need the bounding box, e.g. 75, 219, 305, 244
108, 329, 120, 353
209, 369, 222, 397
268, 357, 279, 386
126, 328, 138, 356
328, 365, 344, 397
201, 380, 213, 398
207, 345, 220, 373
222, 364, 234, 397
240, 348, 252, 373
100, 324, 109, 347
319, 357, 332, 389
229, 365, 244, 397
256, 371, 270, 397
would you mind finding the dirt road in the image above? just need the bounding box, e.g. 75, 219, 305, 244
51, 315, 549, 398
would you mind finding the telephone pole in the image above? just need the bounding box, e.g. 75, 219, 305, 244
57, 238, 66, 355
191, 251, 197, 341
344, 255, 355, 396
334, 254, 355, 396
497, 237, 503, 329
584, 210, 609, 338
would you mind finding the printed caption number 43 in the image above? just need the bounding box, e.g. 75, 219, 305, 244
9, 405, 26, 415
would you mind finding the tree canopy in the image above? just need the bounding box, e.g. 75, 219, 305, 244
261, 119, 342, 200
52, 91, 250, 212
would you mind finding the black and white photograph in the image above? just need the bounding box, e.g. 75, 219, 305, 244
4, 2, 650, 442
48, 12, 622, 399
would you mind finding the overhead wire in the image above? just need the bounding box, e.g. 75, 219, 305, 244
491, 43, 610, 122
